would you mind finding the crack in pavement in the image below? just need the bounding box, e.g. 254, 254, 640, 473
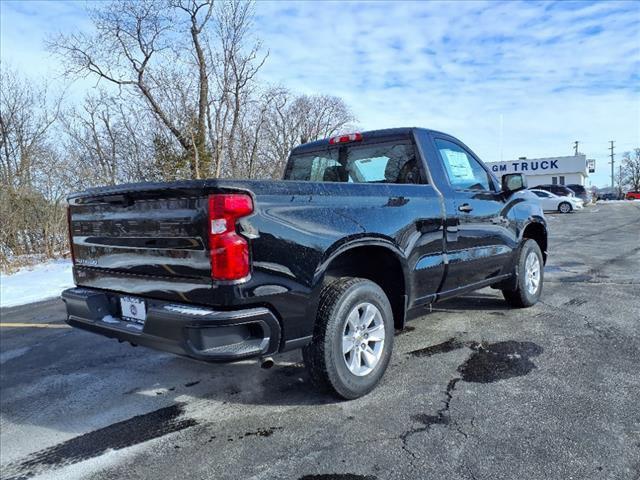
538, 300, 617, 339
399, 339, 544, 467
399, 377, 461, 466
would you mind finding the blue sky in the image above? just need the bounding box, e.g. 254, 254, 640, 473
2, 0, 639, 187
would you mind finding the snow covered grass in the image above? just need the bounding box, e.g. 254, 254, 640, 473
596, 199, 640, 204
0, 259, 73, 308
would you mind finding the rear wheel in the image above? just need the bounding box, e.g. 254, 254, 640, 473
502, 239, 544, 308
302, 277, 394, 399
558, 202, 572, 213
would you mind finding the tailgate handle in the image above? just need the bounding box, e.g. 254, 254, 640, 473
100, 194, 134, 207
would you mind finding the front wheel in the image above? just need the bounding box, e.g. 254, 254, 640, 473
302, 277, 394, 399
502, 239, 544, 308
558, 201, 572, 213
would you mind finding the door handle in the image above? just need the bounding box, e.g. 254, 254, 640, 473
458, 203, 473, 213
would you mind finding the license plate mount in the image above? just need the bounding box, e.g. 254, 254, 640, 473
120, 296, 147, 325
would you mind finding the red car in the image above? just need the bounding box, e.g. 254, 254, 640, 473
625, 191, 640, 200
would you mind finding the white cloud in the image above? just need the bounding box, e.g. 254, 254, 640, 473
253, 0, 640, 186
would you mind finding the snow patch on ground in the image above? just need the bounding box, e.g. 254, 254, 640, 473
0, 259, 74, 308
596, 199, 640, 204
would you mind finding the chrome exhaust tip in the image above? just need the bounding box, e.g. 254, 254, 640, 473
260, 356, 275, 369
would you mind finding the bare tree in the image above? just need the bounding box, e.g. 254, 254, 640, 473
615, 164, 626, 198
228, 86, 280, 178
297, 94, 357, 143
61, 91, 160, 188
622, 148, 640, 192
0, 67, 68, 266
48, 0, 212, 176
174, 0, 214, 164
259, 89, 356, 178
207, 0, 267, 177
0, 66, 63, 189
48, 0, 267, 180
61, 93, 120, 186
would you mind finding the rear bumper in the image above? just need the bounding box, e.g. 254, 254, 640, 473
61, 287, 281, 362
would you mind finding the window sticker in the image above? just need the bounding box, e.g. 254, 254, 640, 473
354, 156, 387, 182
443, 149, 475, 182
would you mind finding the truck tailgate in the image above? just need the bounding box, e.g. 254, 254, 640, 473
68, 185, 214, 302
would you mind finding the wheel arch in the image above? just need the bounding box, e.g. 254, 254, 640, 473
313, 238, 409, 330
521, 219, 548, 264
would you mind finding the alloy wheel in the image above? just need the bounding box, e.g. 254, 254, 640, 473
342, 302, 386, 376
525, 251, 541, 295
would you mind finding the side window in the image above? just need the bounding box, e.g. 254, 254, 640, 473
434, 139, 492, 191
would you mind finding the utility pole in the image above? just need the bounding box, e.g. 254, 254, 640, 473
609, 141, 615, 189
573, 141, 579, 155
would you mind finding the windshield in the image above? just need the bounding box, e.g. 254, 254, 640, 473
284, 141, 423, 184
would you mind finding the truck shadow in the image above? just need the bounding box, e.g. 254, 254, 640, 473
108, 349, 329, 409
116, 294, 514, 407
158, 354, 327, 408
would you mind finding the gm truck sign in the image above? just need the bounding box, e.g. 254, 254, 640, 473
487, 155, 588, 175
490, 159, 559, 173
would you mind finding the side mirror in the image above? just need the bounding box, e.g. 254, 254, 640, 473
502, 173, 527, 194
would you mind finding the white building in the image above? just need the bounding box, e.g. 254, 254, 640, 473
485, 155, 590, 186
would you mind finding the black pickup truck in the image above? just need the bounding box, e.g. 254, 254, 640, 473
62, 127, 547, 399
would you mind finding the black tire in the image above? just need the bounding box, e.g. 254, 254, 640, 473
558, 201, 572, 214
502, 239, 544, 308
302, 277, 394, 400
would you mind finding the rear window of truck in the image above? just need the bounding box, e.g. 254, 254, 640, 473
285, 141, 424, 184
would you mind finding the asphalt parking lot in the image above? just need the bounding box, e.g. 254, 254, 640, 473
1, 202, 639, 480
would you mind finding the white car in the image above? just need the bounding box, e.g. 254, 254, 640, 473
530, 189, 583, 213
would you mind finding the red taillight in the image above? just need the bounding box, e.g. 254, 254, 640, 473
328, 132, 363, 145
67, 206, 76, 264
208, 194, 253, 281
